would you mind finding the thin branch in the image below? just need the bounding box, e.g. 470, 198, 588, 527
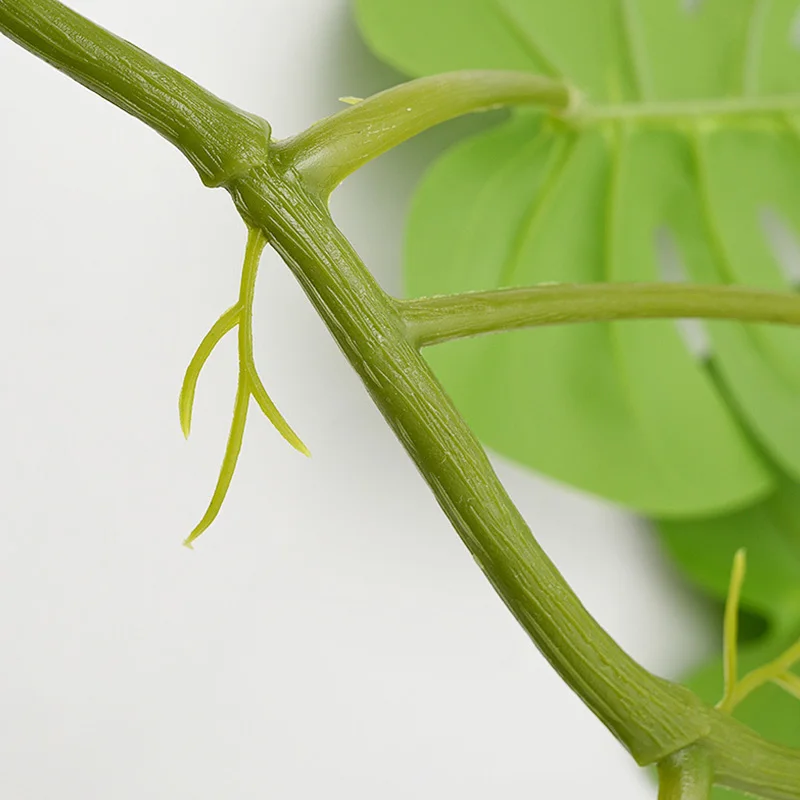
182, 228, 308, 546
184, 367, 251, 548
717, 549, 747, 713
400, 282, 800, 348
773, 672, 800, 701
715, 549, 800, 714
728, 638, 800, 710
179, 305, 240, 438
274, 70, 579, 197
237, 229, 309, 458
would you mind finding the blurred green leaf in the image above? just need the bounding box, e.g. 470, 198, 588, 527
680, 624, 800, 800
658, 469, 800, 629
656, 462, 800, 800
354, 0, 800, 515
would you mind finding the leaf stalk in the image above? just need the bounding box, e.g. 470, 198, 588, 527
274, 70, 579, 197
399, 283, 800, 348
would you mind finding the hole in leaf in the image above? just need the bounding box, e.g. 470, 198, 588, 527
760, 207, 800, 287
655, 226, 712, 361
791, 6, 800, 49
682, 0, 704, 14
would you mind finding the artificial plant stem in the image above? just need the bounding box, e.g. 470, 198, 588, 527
274, 71, 576, 197
718, 549, 747, 713
232, 165, 707, 763
238, 228, 269, 374
227, 160, 712, 766
179, 305, 240, 438
658, 746, 714, 800
400, 284, 800, 348
0, 0, 271, 187
229, 163, 800, 796
5, 1, 800, 795
728, 639, 800, 710
774, 673, 800, 700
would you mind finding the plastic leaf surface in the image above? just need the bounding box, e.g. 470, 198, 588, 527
355, 0, 800, 514
659, 472, 800, 799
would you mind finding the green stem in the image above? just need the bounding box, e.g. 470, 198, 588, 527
399, 283, 800, 348
228, 158, 713, 766
586, 93, 800, 124
658, 746, 714, 800
728, 639, 800, 710
274, 70, 576, 197
179, 304, 240, 438
0, 0, 271, 187
718, 549, 747, 713
4, 1, 800, 795
774, 673, 800, 700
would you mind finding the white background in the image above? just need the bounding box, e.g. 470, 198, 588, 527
0, 1, 716, 797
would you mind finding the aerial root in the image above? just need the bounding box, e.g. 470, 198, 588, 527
180, 228, 309, 547
718, 548, 800, 712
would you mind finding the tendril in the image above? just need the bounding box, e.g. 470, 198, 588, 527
718, 548, 800, 712
180, 227, 309, 548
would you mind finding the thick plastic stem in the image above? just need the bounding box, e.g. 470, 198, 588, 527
229, 161, 712, 766
0, 0, 271, 186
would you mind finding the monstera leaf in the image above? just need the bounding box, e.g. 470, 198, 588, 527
658, 469, 800, 799
354, 0, 800, 516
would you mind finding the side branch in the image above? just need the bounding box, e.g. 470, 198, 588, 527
399, 283, 800, 348
274, 70, 577, 197
0, 0, 271, 186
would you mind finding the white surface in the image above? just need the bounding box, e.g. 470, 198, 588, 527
0, 2, 716, 798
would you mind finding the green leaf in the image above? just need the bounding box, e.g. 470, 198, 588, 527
682, 627, 800, 800
657, 468, 800, 799
355, 0, 800, 514
658, 471, 800, 633
407, 115, 771, 512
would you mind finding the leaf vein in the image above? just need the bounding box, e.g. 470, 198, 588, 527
619, 0, 653, 101
498, 134, 577, 287
491, 0, 566, 79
